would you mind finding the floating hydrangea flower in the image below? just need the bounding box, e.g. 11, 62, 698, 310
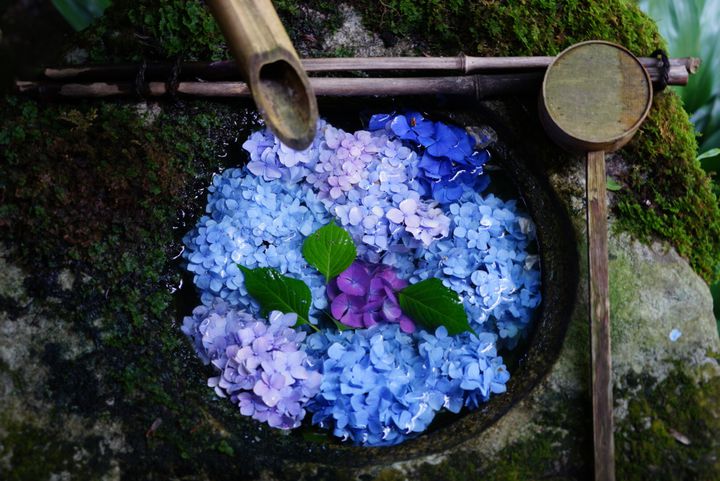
368, 111, 491, 203
182, 299, 322, 429
183, 169, 331, 315
327, 261, 415, 332
306, 125, 385, 202
242, 121, 325, 183
386, 197, 450, 246
306, 324, 510, 446
409, 192, 542, 347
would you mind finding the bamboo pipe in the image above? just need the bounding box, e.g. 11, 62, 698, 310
39, 56, 698, 86
206, 0, 318, 150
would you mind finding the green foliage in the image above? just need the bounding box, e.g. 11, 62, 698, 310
639, 0, 720, 154
52, 0, 111, 31
303, 223, 357, 282
398, 279, 473, 335
238, 266, 313, 327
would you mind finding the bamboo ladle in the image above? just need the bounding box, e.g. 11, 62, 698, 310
539, 41, 654, 481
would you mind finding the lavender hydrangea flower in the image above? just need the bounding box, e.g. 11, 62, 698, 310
242, 121, 325, 183
182, 299, 322, 429
306, 125, 385, 202
327, 261, 415, 333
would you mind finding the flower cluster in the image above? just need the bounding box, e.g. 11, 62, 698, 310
183, 168, 330, 316
327, 261, 415, 333
242, 121, 325, 183
305, 324, 509, 446
307, 126, 384, 202
368, 112, 491, 203
409, 192, 542, 347
182, 114, 542, 446
182, 299, 322, 429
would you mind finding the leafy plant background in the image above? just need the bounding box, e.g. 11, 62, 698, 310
52, 0, 110, 31
638, 0, 720, 332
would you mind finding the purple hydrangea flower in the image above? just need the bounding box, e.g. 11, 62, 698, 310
182, 299, 322, 429
327, 261, 414, 333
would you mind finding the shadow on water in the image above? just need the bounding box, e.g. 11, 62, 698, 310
170, 95, 578, 463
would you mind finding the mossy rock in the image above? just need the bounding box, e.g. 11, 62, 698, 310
1, 1, 720, 480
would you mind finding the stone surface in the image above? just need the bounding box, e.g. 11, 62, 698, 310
1, 1, 719, 480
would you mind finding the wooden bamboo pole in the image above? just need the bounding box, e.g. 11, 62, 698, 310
15, 73, 545, 99
38, 56, 698, 86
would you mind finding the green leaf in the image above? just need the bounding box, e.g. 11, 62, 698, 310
398, 278, 473, 335
606, 177, 622, 192
302, 223, 357, 282
238, 266, 312, 327
52, 0, 111, 31
698, 147, 720, 162
331, 318, 351, 332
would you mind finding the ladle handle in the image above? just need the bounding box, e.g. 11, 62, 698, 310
587, 150, 615, 481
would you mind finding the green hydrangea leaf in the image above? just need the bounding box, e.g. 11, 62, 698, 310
398, 278, 473, 335
238, 265, 312, 328
606, 177, 622, 192
302, 222, 357, 282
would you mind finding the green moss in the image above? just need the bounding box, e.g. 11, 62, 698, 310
0, 96, 262, 477
78, 0, 346, 62
615, 367, 720, 480
353, 0, 662, 56
616, 92, 720, 283
0, 418, 110, 481
79, 0, 225, 61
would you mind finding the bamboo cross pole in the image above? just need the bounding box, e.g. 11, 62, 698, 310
36, 55, 698, 86
15, 73, 545, 99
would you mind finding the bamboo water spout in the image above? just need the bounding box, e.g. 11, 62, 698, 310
206, 0, 318, 150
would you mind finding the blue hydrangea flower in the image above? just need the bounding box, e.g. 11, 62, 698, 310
183, 168, 331, 316
182, 299, 322, 429
406, 192, 542, 347
305, 324, 510, 446
368, 112, 491, 203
